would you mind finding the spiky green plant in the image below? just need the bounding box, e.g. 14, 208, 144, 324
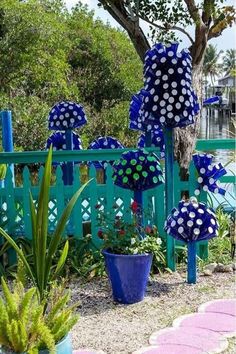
0, 278, 55, 354
0, 147, 91, 301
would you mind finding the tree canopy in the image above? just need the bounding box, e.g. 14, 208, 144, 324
0, 0, 142, 150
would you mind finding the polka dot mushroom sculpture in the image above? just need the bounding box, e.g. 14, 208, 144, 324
132, 42, 200, 271
193, 153, 227, 196
113, 149, 164, 225
165, 197, 219, 284
88, 136, 124, 170
48, 101, 87, 184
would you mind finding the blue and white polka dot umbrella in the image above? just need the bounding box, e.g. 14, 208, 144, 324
193, 153, 227, 196
48, 101, 87, 130
88, 136, 124, 169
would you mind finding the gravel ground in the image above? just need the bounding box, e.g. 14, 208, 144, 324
70, 271, 236, 354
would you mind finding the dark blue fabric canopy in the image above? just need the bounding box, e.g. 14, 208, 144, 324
137, 129, 165, 158
48, 101, 87, 130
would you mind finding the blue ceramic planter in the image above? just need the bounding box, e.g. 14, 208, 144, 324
0, 334, 72, 354
103, 250, 153, 304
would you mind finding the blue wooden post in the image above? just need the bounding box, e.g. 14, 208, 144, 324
164, 127, 175, 271
1, 111, 15, 186
134, 190, 143, 232
144, 131, 152, 147
187, 241, 197, 284
62, 129, 74, 185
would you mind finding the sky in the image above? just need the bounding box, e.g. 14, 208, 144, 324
65, 0, 236, 51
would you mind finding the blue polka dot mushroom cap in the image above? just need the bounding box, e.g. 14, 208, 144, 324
164, 197, 219, 243
193, 153, 227, 196
112, 149, 164, 191
137, 128, 165, 158
134, 42, 199, 128
129, 90, 161, 132
48, 101, 87, 130
88, 136, 124, 169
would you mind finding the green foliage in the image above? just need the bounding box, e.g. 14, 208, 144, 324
222, 49, 236, 76
0, 278, 55, 353
0, 148, 91, 301
0, 0, 142, 151
203, 44, 223, 84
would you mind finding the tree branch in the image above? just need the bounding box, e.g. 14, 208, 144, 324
139, 14, 194, 44
184, 0, 201, 24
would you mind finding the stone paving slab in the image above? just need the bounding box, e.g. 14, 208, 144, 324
198, 299, 236, 316
133, 344, 207, 354
149, 327, 228, 353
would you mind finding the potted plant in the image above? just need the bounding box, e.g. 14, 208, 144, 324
0, 278, 78, 354
97, 202, 165, 304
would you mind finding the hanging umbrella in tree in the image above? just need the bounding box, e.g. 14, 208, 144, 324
48, 101, 87, 184
165, 197, 219, 284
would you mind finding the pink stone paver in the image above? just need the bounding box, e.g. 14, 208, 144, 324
198, 299, 236, 317
73, 351, 105, 354
173, 312, 236, 337
149, 326, 228, 353
133, 344, 207, 354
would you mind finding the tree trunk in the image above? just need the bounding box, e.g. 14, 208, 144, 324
174, 63, 203, 180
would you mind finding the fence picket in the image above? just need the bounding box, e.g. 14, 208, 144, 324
72, 165, 83, 239
5, 168, 17, 264
22, 166, 32, 239
89, 166, 100, 246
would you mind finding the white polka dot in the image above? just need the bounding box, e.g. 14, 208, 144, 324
167, 112, 174, 118
65, 113, 70, 118
200, 168, 205, 174
73, 111, 78, 116
64, 103, 68, 107
182, 88, 187, 94
59, 114, 64, 120
158, 49, 164, 53
150, 88, 155, 95
193, 228, 200, 235
177, 217, 184, 224
171, 220, 176, 227
209, 178, 215, 184
152, 105, 157, 111
168, 51, 174, 57
160, 117, 165, 123
177, 68, 183, 74
160, 100, 166, 107
208, 165, 213, 171
181, 207, 187, 212
168, 68, 174, 74
187, 220, 194, 227
155, 79, 160, 85
176, 102, 181, 109
174, 116, 180, 122
53, 115, 57, 119
62, 120, 67, 126
70, 118, 75, 123
160, 57, 166, 63
182, 60, 187, 66
195, 189, 200, 196
69, 105, 73, 110
198, 177, 203, 183
183, 110, 188, 117
214, 188, 219, 194
62, 144, 66, 149
56, 121, 60, 126
173, 211, 179, 217
172, 59, 177, 65
161, 108, 166, 115
167, 105, 173, 111
181, 79, 186, 86
179, 96, 184, 103
172, 89, 178, 96
154, 95, 159, 102
156, 70, 161, 76
169, 97, 174, 104
152, 63, 157, 69
61, 108, 65, 112
189, 212, 196, 218
178, 226, 184, 233
163, 93, 169, 99
208, 227, 213, 233
186, 101, 190, 107
171, 82, 177, 88
196, 219, 203, 225
163, 83, 169, 89
162, 75, 168, 81
203, 185, 208, 191
50, 122, 54, 127
198, 208, 204, 214
211, 218, 216, 225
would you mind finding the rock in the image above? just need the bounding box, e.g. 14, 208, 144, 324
203, 269, 213, 276
204, 262, 217, 273
232, 263, 236, 271
215, 263, 232, 273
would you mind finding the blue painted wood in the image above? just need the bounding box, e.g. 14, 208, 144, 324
145, 131, 152, 147
64, 129, 74, 185
1, 111, 14, 185
187, 241, 197, 284
134, 190, 143, 228
164, 128, 175, 271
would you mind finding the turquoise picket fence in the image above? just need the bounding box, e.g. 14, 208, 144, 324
0, 139, 235, 263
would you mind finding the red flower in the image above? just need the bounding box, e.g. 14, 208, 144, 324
145, 226, 152, 234
97, 230, 103, 238
131, 201, 138, 213
118, 229, 125, 236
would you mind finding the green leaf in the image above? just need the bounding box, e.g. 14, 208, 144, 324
53, 240, 69, 278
